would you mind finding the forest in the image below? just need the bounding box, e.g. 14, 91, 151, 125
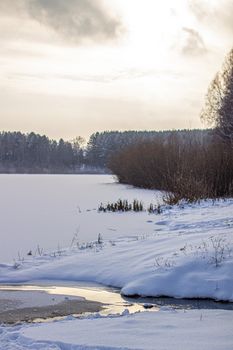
0, 132, 84, 173
0, 129, 208, 173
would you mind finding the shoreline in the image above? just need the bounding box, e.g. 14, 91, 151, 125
0, 290, 104, 324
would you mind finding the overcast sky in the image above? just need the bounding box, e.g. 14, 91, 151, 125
0, 0, 232, 140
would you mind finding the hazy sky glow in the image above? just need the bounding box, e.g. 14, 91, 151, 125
0, 0, 232, 140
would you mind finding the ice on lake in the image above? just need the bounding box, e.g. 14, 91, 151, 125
0, 175, 161, 263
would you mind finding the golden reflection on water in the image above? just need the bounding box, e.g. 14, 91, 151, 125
0, 284, 159, 316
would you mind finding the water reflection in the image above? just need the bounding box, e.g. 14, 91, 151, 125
0, 281, 232, 320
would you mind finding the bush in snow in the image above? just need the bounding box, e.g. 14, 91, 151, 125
98, 200, 163, 214
98, 199, 144, 212
108, 133, 233, 203
180, 235, 232, 267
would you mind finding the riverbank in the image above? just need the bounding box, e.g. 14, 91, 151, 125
1, 199, 233, 301
0, 289, 103, 324
1, 285, 232, 349
1, 308, 233, 350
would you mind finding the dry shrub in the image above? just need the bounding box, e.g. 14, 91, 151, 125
108, 133, 233, 202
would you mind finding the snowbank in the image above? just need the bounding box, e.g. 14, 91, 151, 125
1, 309, 233, 349
0, 199, 233, 301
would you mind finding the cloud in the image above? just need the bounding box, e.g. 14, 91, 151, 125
0, 0, 123, 44
189, 0, 233, 36
181, 27, 207, 56
0, 0, 26, 15
188, 0, 208, 21
8, 68, 183, 86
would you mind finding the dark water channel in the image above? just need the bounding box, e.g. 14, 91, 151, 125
0, 281, 232, 323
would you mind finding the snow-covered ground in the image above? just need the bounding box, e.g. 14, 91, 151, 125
1, 198, 233, 301
0, 309, 232, 350
1, 175, 233, 349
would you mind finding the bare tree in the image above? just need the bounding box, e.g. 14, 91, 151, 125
201, 48, 233, 144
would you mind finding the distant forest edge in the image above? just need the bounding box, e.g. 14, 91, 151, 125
0, 130, 209, 174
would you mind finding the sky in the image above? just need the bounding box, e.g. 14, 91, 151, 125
0, 0, 232, 141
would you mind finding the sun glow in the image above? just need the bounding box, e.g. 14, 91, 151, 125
111, 0, 192, 69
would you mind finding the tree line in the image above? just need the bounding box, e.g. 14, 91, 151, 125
85, 129, 208, 168
0, 129, 209, 173
0, 132, 84, 173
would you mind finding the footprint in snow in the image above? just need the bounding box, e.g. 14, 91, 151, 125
156, 221, 170, 225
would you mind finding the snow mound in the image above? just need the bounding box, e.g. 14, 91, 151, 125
0, 200, 233, 301
1, 310, 233, 349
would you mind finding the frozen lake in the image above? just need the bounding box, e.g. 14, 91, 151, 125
0, 175, 160, 263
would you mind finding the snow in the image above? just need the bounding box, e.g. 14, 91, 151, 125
0, 198, 233, 301
0, 175, 233, 349
1, 309, 233, 349
0, 290, 83, 311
